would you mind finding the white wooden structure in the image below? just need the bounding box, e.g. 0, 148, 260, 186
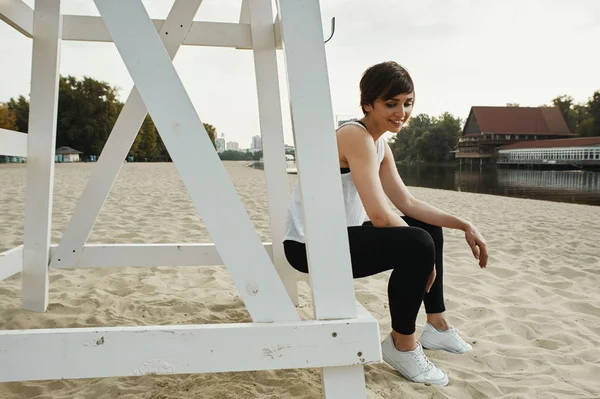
0, 0, 381, 396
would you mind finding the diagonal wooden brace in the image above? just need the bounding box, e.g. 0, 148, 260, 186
49, 0, 203, 271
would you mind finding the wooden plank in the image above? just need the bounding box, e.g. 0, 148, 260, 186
0, 128, 28, 157
49, 0, 203, 271
322, 366, 368, 399
239, 0, 249, 24
0, 317, 380, 382
0, 246, 23, 281
0, 0, 33, 38
21, 0, 62, 313
184, 20, 253, 49
248, 0, 298, 305
277, 0, 367, 396
61, 15, 254, 49
276, 0, 356, 320
94, 0, 298, 323
50, 243, 273, 269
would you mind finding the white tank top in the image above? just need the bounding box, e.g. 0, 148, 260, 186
283, 121, 386, 243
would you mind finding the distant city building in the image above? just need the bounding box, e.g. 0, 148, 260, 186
226, 141, 239, 151
454, 106, 576, 166
337, 118, 358, 127
216, 134, 226, 153
284, 144, 295, 154
251, 135, 262, 150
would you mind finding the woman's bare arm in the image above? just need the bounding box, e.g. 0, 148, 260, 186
337, 126, 407, 227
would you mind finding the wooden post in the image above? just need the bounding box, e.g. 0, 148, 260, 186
276, 0, 367, 396
248, 0, 299, 305
21, 0, 62, 312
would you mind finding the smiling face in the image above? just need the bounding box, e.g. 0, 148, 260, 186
359, 61, 415, 134
363, 93, 414, 133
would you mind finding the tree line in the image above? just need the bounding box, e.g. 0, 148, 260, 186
0, 75, 216, 161
2, 76, 598, 164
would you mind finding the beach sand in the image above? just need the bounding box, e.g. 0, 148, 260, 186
1, 161, 599, 398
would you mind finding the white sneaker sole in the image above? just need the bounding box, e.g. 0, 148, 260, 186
419, 337, 472, 354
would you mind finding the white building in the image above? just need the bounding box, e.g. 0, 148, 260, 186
251, 135, 262, 150
226, 141, 239, 151
216, 134, 226, 153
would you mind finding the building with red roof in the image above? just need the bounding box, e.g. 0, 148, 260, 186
454, 106, 576, 166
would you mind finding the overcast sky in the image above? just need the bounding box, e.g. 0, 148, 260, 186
1, 0, 599, 147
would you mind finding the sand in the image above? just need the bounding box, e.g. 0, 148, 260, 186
0, 161, 599, 398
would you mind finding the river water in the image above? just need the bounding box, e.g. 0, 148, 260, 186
397, 165, 600, 206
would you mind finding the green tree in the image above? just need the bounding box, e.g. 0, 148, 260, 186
4, 75, 220, 161
0, 103, 17, 130
389, 113, 461, 164
218, 150, 255, 161
6, 95, 29, 132
552, 95, 577, 133
203, 123, 217, 148
130, 114, 159, 161
57, 75, 122, 157
587, 90, 600, 137
389, 114, 434, 163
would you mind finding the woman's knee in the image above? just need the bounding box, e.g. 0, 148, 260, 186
408, 227, 436, 274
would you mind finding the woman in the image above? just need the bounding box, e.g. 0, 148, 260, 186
283, 61, 488, 386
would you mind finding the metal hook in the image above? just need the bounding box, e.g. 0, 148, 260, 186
324, 17, 336, 44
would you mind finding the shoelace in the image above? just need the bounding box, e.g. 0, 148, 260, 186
412, 348, 434, 372
449, 328, 469, 347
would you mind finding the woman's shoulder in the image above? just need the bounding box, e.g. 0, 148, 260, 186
337, 123, 372, 144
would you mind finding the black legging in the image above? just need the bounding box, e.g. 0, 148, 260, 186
283, 216, 446, 335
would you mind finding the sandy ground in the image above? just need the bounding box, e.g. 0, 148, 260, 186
0, 161, 599, 398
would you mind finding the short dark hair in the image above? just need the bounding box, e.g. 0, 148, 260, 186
359, 61, 414, 115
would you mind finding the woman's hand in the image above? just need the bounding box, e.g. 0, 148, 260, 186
464, 222, 488, 268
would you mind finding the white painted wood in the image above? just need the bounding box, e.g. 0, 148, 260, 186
0, 246, 23, 281
49, 243, 273, 269
239, 0, 249, 24
249, 0, 298, 305
277, 0, 369, 395
0, 317, 380, 382
61, 14, 164, 43
274, 13, 282, 50
61, 15, 254, 49
94, 0, 298, 323
322, 366, 368, 398
276, 0, 356, 320
0, 128, 28, 157
0, 0, 33, 37
21, 0, 62, 313
184, 20, 254, 49
49, 0, 202, 271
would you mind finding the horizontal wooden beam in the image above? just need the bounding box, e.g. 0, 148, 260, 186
49, 243, 273, 268
0, 128, 28, 158
0, 0, 33, 37
0, 245, 23, 281
62, 15, 256, 49
0, 311, 381, 382
0, 10, 283, 50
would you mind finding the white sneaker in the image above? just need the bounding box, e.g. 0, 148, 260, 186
419, 322, 472, 354
381, 334, 449, 386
